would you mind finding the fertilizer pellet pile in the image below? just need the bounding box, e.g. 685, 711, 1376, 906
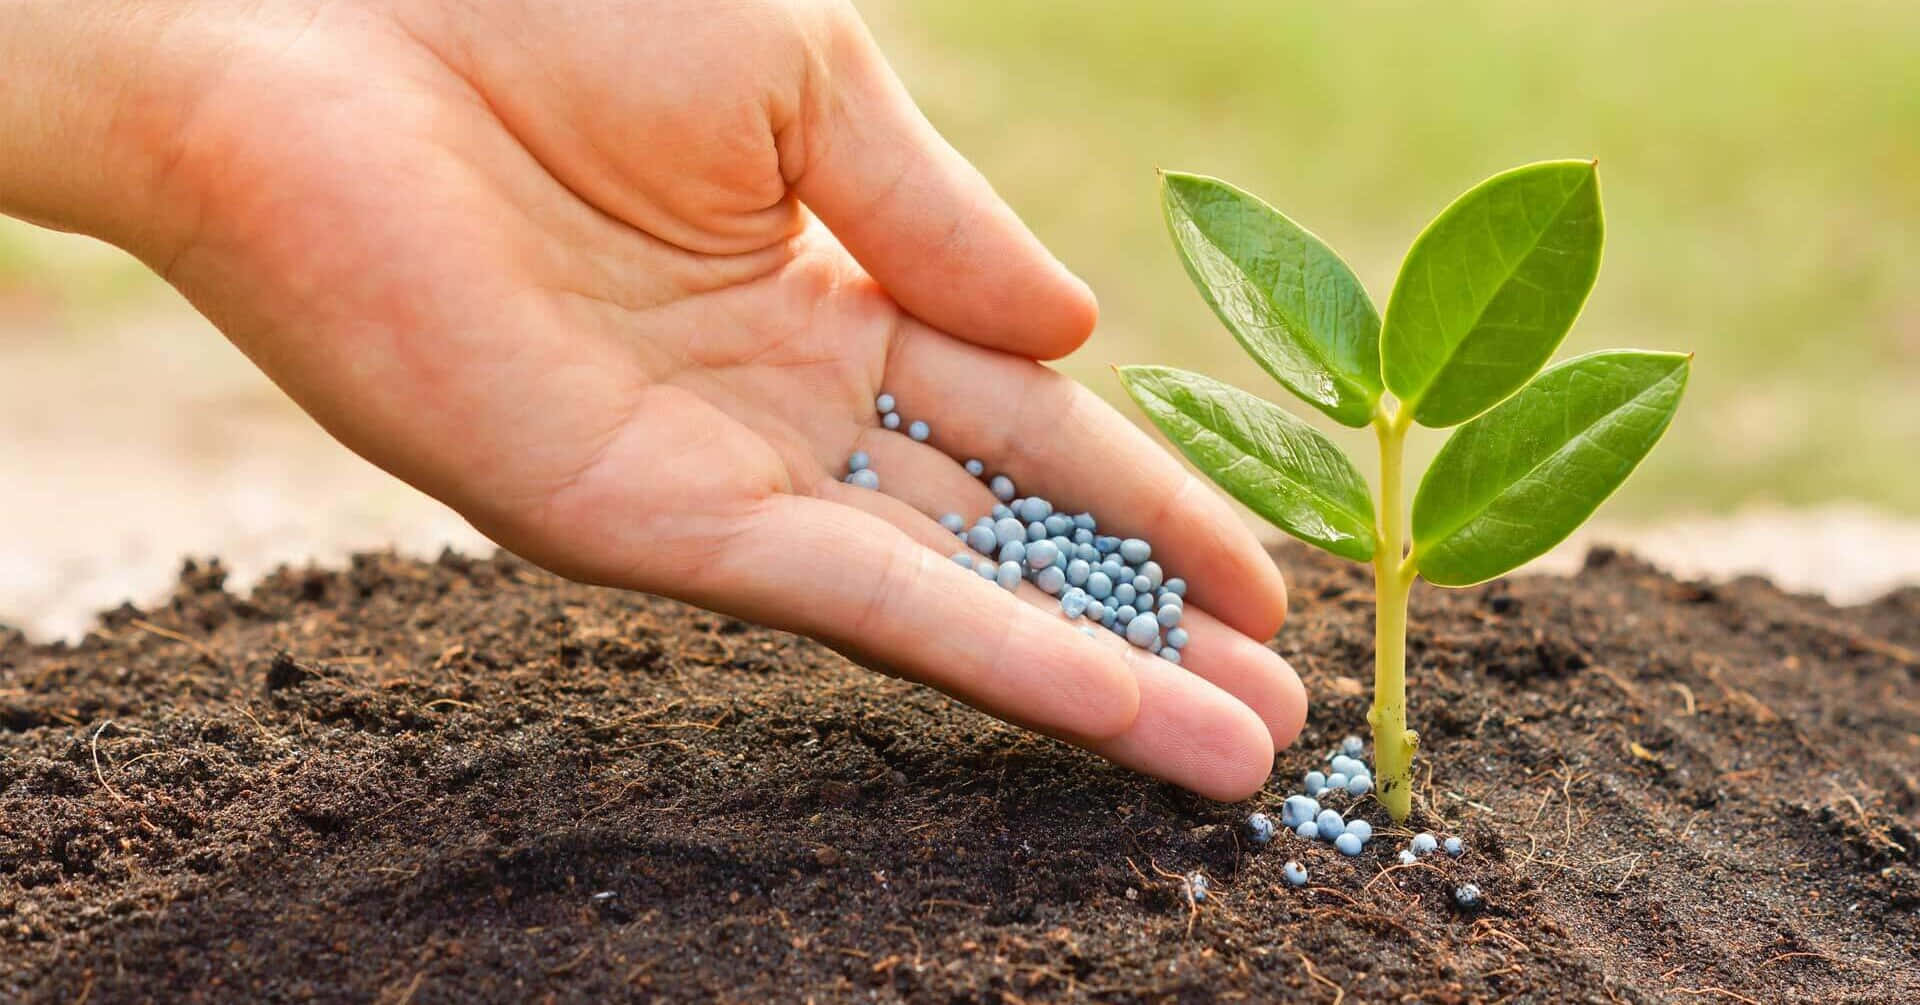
845, 392, 1189, 663
1247, 735, 1474, 897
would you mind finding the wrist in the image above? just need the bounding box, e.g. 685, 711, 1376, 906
0, 1, 212, 265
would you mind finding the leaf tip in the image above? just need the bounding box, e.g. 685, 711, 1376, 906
1158, 169, 1212, 193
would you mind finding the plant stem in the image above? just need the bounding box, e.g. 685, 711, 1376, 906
1370, 407, 1418, 822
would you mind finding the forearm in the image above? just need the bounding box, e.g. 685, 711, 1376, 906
0, 0, 201, 261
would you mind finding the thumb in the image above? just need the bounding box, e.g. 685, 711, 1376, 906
791, 7, 1096, 360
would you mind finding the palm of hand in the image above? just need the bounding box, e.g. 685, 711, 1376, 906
148, 0, 1304, 798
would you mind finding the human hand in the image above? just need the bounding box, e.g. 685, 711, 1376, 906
1, 0, 1304, 798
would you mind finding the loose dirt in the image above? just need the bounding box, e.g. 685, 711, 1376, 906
3, 544, 1916, 1001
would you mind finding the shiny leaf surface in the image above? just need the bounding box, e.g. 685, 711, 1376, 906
1382, 160, 1604, 427
1120, 365, 1375, 562
1412, 350, 1690, 585
1162, 172, 1381, 427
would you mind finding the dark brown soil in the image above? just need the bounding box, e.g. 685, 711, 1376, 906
3, 543, 1916, 1003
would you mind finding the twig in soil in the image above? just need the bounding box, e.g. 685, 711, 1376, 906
546, 945, 596, 977
90, 720, 129, 804
1469, 920, 1530, 954
586, 779, 649, 816
361, 794, 427, 826
1552, 762, 1589, 848
232, 702, 274, 740
1260, 783, 1299, 803
1590, 665, 1640, 701
1309, 905, 1418, 941
129, 617, 226, 667
1362, 858, 1431, 894
1157, 860, 1206, 938
1301, 885, 1360, 909
1515, 833, 1580, 883
1010, 960, 1080, 994
1416, 759, 1449, 829
1828, 782, 1906, 853
85, 718, 160, 836
1445, 791, 1496, 814
376, 970, 425, 1005
1293, 949, 1347, 1004
638, 717, 727, 731
584, 701, 683, 732
114, 751, 175, 774
592, 710, 728, 734
917, 898, 986, 916
1758, 951, 1840, 969
881, 923, 926, 968
1528, 785, 1555, 828
1670, 682, 1697, 716
1704, 665, 1779, 723
604, 738, 694, 753
1129, 857, 1206, 938
1671, 986, 1761, 1005
420, 698, 480, 711
1610, 853, 1644, 892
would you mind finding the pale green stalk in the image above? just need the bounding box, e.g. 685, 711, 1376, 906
1368, 404, 1418, 822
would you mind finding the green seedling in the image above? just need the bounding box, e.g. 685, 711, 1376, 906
1121, 161, 1689, 822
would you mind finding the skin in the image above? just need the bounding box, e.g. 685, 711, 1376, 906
0, 0, 1305, 799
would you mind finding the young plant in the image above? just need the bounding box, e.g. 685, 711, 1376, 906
1121, 161, 1688, 822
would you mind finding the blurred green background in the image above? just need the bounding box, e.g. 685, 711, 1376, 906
4, 0, 1916, 519
877, 0, 1920, 515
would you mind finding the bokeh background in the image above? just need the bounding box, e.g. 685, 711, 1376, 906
4, 0, 1917, 638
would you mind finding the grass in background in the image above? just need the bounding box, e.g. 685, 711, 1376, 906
0, 222, 163, 324
877, 0, 1920, 516
2, 0, 1914, 516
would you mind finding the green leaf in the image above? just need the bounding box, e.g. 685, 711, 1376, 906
1381, 160, 1604, 427
1161, 172, 1382, 427
1411, 350, 1690, 586
1118, 365, 1376, 562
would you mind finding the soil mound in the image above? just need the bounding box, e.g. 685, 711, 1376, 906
3, 545, 1916, 1001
